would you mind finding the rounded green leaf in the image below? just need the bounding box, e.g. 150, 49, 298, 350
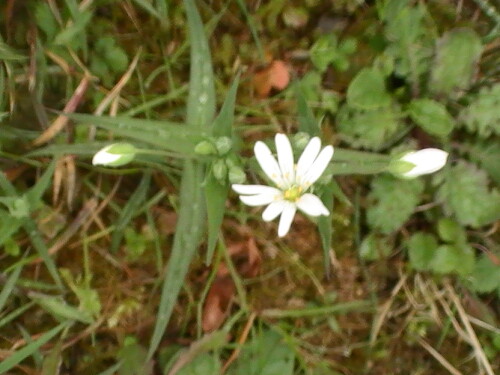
347, 68, 391, 109
430, 28, 482, 96
430, 244, 475, 276
437, 218, 466, 244
360, 233, 391, 261
407, 232, 438, 271
409, 99, 454, 137
469, 254, 500, 293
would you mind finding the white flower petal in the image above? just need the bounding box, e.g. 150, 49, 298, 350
296, 137, 321, 180
296, 193, 329, 216
278, 202, 297, 237
275, 134, 295, 186
302, 145, 334, 186
232, 184, 280, 195
92, 147, 122, 165
239, 191, 280, 206
400, 148, 448, 178
262, 200, 286, 222
254, 141, 284, 188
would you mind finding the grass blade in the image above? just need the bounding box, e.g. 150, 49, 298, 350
0, 322, 68, 373
69, 113, 203, 155
205, 74, 240, 263
147, 0, 216, 360
0, 264, 23, 311
147, 161, 205, 359
0, 169, 63, 288
110, 172, 151, 252
318, 184, 334, 279
295, 83, 320, 136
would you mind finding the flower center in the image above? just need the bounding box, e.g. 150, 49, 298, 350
284, 185, 302, 202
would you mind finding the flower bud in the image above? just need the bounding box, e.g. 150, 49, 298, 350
92, 143, 137, 167
228, 166, 246, 184
293, 132, 311, 151
392, 148, 448, 178
194, 140, 217, 155
215, 136, 232, 155
212, 159, 228, 182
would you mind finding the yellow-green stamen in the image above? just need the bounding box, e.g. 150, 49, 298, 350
284, 185, 302, 202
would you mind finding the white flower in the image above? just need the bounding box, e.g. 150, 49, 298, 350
92, 143, 137, 167
232, 134, 334, 237
398, 148, 449, 178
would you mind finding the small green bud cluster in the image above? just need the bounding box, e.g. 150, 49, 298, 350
194, 136, 233, 156
212, 155, 245, 185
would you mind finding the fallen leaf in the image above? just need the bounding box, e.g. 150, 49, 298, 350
202, 237, 262, 332
253, 60, 290, 98
202, 275, 234, 332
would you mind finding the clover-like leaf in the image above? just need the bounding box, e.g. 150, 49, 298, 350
407, 232, 438, 271
430, 28, 482, 96
469, 254, 500, 293
408, 99, 454, 137
367, 175, 424, 234
337, 104, 403, 151
347, 68, 391, 110
459, 84, 500, 138
430, 244, 475, 276
436, 161, 500, 228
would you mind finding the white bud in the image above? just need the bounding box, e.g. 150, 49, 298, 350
397, 148, 448, 178
92, 143, 137, 167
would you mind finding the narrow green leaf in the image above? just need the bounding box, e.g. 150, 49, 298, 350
234, 0, 264, 61
0, 40, 26, 61
97, 362, 123, 375
295, 83, 320, 136
0, 170, 62, 288
205, 75, 240, 263
26, 160, 56, 208
147, 161, 205, 359
28, 142, 115, 157
53, 10, 93, 45
70, 113, 202, 155
41, 340, 62, 375
212, 74, 240, 137
184, 0, 216, 127
148, 0, 215, 360
24, 218, 63, 288
0, 302, 36, 329
204, 172, 228, 264
0, 210, 24, 246
31, 294, 93, 324
111, 173, 151, 252
318, 185, 334, 278
0, 264, 23, 312
0, 322, 68, 373
131, 0, 163, 23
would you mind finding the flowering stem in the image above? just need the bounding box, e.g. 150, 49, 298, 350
331, 160, 389, 175
330, 148, 391, 175
333, 148, 391, 162
135, 148, 196, 159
